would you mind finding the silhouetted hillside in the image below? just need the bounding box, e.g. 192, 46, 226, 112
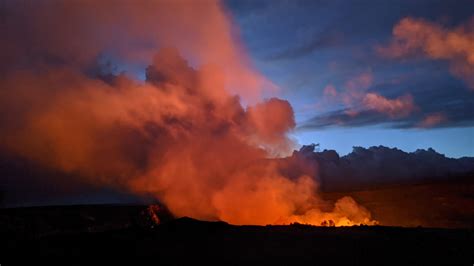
1, 209, 472, 265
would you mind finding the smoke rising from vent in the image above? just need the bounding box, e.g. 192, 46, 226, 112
0, 0, 374, 225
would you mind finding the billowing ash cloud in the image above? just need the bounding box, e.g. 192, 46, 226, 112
1, 0, 269, 99
293, 144, 474, 191
0, 0, 374, 226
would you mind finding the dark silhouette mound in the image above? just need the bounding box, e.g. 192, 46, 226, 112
1, 205, 472, 265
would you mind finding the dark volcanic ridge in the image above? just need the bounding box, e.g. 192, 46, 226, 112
1, 205, 472, 265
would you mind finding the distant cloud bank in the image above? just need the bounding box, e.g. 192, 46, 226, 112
288, 144, 474, 191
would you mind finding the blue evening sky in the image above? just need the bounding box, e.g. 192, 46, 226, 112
225, 0, 474, 158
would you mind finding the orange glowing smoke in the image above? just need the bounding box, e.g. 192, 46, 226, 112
0, 0, 375, 226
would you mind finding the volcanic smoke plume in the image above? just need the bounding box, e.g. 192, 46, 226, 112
0, 0, 374, 226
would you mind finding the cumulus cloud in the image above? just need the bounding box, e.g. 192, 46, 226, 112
363, 93, 415, 118
418, 113, 448, 128
315, 72, 416, 124
378, 16, 474, 90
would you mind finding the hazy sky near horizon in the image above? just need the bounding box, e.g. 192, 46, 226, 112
224, 0, 474, 158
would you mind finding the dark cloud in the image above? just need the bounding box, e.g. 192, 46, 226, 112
299, 109, 392, 129
292, 144, 474, 191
